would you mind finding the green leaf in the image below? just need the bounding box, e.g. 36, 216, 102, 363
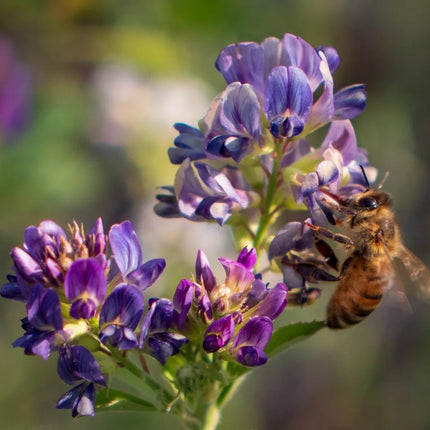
265, 321, 325, 357
95, 388, 158, 413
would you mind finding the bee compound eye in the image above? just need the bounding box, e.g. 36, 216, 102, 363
357, 196, 380, 209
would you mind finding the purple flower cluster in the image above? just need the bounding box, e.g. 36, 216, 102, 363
1, 31, 378, 424
173, 247, 287, 367
156, 33, 374, 230
0, 218, 185, 416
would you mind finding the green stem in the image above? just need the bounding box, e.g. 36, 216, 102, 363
108, 348, 176, 406
253, 147, 282, 253
200, 402, 221, 430
109, 348, 144, 379
217, 375, 246, 410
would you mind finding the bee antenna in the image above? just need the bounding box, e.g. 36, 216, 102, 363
377, 171, 390, 190
359, 164, 370, 189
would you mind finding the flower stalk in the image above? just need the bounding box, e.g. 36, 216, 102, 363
253, 143, 283, 254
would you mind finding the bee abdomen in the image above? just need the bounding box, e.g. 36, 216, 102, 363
326, 283, 383, 329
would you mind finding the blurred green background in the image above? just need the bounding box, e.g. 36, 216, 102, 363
1, 1, 430, 429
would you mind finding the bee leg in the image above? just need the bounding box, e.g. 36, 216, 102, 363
314, 237, 339, 270
305, 222, 354, 247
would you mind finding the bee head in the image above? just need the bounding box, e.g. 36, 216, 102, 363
344, 189, 393, 212
317, 167, 392, 222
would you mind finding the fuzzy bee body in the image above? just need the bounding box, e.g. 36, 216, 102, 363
327, 253, 391, 328
312, 188, 430, 329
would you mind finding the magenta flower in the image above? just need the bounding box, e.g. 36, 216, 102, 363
65, 258, 107, 319
230, 316, 273, 366
203, 315, 235, 353
173, 247, 287, 366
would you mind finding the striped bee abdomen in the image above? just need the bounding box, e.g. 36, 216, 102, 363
326, 256, 392, 329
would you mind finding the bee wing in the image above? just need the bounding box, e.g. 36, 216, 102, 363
397, 245, 430, 297
387, 262, 412, 313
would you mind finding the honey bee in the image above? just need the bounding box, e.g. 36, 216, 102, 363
307, 183, 430, 329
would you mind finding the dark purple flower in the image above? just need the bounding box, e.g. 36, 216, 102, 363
11, 246, 43, 284
9, 220, 68, 292
344, 159, 378, 194
264, 66, 313, 138
214, 33, 366, 141
173, 277, 213, 329
154, 186, 182, 219
303, 53, 334, 134
175, 159, 250, 225
109, 221, 166, 290
215, 42, 265, 95
24, 220, 67, 261
269, 221, 316, 288
213, 250, 256, 312
269, 221, 314, 261
205, 83, 262, 162
195, 249, 216, 293
64, 258, 107, 319
27, 284, 63, 331
85, 217, 106, 256
247, 282, 287, 319
140, 298, 188, 364
173, 279, 196, 329
13, 319, 62, 360
280, 34, 323, 91
57, 345, 105, 417
321, 120, 358, 165
141, 298, 174, 335
203, 315, 235, 353
269, 221, 338, 289
290, 119, 378, 226
300, 161, 340, 226
0, 274, 26, 301
333, 84, 367, 120
316, 45, 340, 73
99, 284, 144, 350
57, 345, 106, 386
217, 34, 322, 97
145, 333, 189, 366
230, 316, 273, 367
109, 221, 142, 277
126, 259, 166, 291
236, 246, 257, 270
56, 382, 96, 417
12, 285, 64, 360
281, 119, 375, 227
168, 123, 206, 165
171, 247, 289, 366
243, 277, 268, 307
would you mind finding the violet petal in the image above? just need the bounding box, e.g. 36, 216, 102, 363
203, 315, 235, 353
109, 221, 142, 276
